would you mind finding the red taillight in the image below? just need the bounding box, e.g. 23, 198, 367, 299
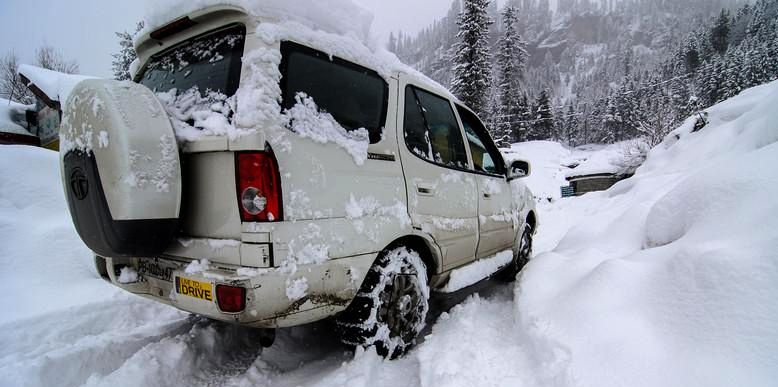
236, 151, 283, 222
216, 284, 246, 313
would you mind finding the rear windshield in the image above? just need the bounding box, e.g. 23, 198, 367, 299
138, 24, 245, 97
279, 41, 388, 144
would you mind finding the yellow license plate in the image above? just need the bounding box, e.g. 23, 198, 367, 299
175, 276, 213, 302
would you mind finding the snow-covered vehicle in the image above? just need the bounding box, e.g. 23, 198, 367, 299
59, 4, 537, 358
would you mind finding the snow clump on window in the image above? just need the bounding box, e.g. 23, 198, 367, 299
281, 92, 370, 165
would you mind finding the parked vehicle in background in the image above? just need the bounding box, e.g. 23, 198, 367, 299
59, 4, 537, 358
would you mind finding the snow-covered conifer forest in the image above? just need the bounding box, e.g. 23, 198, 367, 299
392, 0, 778, 146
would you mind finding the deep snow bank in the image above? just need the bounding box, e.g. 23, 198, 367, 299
516, 80, 778, 387
0, 145, 118, 324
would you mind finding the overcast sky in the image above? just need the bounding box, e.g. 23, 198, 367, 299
0, 0, 459, 78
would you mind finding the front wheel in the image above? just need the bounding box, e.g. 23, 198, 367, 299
498, 223, 533, 282
336, 246, 430, 358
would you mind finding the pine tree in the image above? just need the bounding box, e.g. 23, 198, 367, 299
111, 21, 144, 81
495, 5, 528, 144
529, 89, 554, 140
561, 103, 579, 146
683, 40, 701, 73
601, 95, 620, 143
514, 92, 531, 142
388, 32, 398, 53
452, 0, 493, 118
615, 82, 642, 140
710, 9, 731, 56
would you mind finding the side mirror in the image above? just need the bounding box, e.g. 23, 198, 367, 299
507, 159, 531, 181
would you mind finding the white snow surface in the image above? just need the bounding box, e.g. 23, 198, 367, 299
2, 82, 778, 386
441, 250, 514, 293
17, 64, 97, 105
562, 142, 631, 178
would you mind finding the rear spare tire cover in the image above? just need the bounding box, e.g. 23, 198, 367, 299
60, 79, 181, 257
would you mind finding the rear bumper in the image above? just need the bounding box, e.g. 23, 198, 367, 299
97, 252, 375, 328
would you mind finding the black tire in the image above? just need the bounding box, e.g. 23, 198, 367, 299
336, 246, 430, 358
498, 223, 533, 282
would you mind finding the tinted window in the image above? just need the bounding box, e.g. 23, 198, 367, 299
139, 25, 245, 97
404, 86, 468, 168
457, 105, 505, 175
280, 42, 388, 144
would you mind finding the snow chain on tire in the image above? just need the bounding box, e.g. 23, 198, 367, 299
336, 246, 430, 358
498, 223, 533, 282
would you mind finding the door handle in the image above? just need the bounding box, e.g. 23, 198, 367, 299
483, 192, 492, 199
416, 183, 435, 196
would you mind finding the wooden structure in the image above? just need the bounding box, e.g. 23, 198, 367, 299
566, 173, 631, 196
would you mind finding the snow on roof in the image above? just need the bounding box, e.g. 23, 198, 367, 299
564, 142, 627, 179
0, 98, 33, 136
17, 64, 97, 106
142, 0, 373, 46
138, 0, 456, 101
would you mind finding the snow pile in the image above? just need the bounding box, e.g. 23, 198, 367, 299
345, 194, 412, 228
562, 142, 630, 178
156, 88, 249, 142
142, 0, 374, 45
285, 277, 308, 301
0, 98, 33, 135
17, 64, 97, 105
117, 267, 139, 284
282, 93, 370, 165
441, 250, 513, 293
0, 146, 119, 324
184, 259, 212, 274
516, 80, 778, 387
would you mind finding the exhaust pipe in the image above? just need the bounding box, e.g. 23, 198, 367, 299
260, 329, 276, 348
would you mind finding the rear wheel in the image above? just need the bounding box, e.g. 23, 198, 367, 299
336, 246, 429, 358
498, 223, 533, 282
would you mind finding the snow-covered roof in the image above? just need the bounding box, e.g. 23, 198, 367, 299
142, 0, 373, 47
564, 143, 626, 179
137, 0, 456, 102
17, 64, 97, 107
0, 98, 33, 136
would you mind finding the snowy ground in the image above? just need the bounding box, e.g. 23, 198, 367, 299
2, 81, 778, 387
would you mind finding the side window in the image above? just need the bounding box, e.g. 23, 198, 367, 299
279, 41, 388, 144
456, 105, 505, 175
403, 86, 468, 168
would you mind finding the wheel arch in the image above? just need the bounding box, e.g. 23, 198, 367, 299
382, 234, 441, 280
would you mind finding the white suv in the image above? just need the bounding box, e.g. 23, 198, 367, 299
59, 4, 537, 358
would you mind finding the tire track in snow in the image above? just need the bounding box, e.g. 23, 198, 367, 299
0, 296, 190, 387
